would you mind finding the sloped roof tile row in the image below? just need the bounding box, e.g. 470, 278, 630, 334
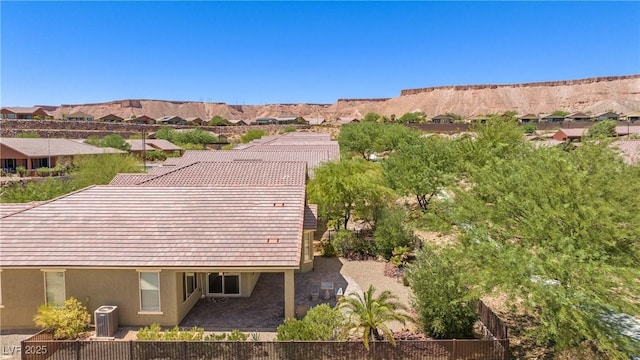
0, 138, 124, 157
0, 186, 306, 268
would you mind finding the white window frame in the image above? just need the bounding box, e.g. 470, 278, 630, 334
137, 270, 162, 314
42, 270, 66, 308
184, 272, 197, 301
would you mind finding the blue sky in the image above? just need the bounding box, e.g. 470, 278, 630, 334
1, 1, 639, 106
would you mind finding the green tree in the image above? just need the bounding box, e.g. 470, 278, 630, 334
585, 120, 617, 139
208, 115, 228, 126
408, 247, 478, 339
85, 134, 131, 151
307, 159, 393, 229
453, 142, 640, 357
521, 123, 537, 134
276, 304, 349, 341
551, 110, 570, 117
363, 112, 383, 123
338, 121, 382, 160
373, 207, 414, 259
398, 112, 426, 124
240, 129, 266, 143
72, 154, 143, 188
383, 136, 457, 211
338, 285, 412, 350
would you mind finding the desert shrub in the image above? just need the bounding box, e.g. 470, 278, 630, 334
374, 207, 414, 260
321, 239, 337, 257
390, 246, 412, 268
1, 178, 77, 203
521, 123, 537, 134
332, 229, 377, 259
282, 126, 296, 133
84, 134, 130, 151
16, 166, 26, 177
33, 297, 91, 340
202, 329, 250, 341
407, 247, 478, 339
221, 144, 235, 150
145, 150, 167, 161
240, 129, 266, 143
137, 323, 205, 340
276, 304, 348, 341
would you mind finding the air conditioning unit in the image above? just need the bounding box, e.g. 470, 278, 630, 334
94, 305, 119, 338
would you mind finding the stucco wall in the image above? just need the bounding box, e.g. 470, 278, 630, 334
0, 268, 184, 329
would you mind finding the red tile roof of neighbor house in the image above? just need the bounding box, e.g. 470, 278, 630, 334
1, 107, 46, 114
109, 173, 157, 186
173, 150, 332, 172
109, 161, 307, 187
0, 186, 307, 268
126, 139, 182, 152
238, 145, 340, 160
612, 140, 640, 164
0, 138, 125, 157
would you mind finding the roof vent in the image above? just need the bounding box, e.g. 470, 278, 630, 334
266, 238, 280, 244
273, 203, 285, 207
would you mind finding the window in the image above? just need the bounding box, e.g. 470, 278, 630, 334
183, 272, 197, 301
44, 271, 65, 307
31, 158, 49, 169
304, 232, 313, 262
139, 272, 161, 312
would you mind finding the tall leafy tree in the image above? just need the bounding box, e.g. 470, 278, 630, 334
338, 121, 382, 160
585, 120, 617, 139
73, 154, 143, 188
453, 142, 640, 357
383, 136, 457, 211
339, 285, 412, 350
307, 159, 393, 229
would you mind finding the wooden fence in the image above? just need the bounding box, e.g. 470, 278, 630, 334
477, 301, 508, 340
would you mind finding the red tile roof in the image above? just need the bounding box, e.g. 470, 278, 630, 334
612, 140, 640, 164
238, 145, 340, 160
174, 150, 331, 171
0, 186, 306, 268
0, 138, 124, 157
112, 161, 307, 187
0, 202, 43, 217
109, 173, 157, 186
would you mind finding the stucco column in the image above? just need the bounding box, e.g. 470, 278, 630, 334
284, 269, 295, 319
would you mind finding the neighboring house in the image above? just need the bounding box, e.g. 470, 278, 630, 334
0, 137, 123, 172
306, 117, 326, 125
615, 125, 640, 137
228, 119, 249, 126
518, 114, 540, 123
125, 115, 156, 124
126, 139, 183, 156
611, 140, 640, 164
431, 114, 455, 124
623, 111, 640, 122
466, 115, 489, 124
275, 115, 298, 125
594, 112, 620, 121
541, 114, 566, 123
97, 114, 124, 122
565, 112, 592, 122
551, 128, 585, 142
185, 117, 205, 125
65, 111, 94, 121
156, 116, 186, 125
1, 107, 49, 120
254, 117, 277, 125
0, 182, 317, 328
338, 117, 359, 124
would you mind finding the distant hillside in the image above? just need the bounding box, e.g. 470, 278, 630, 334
34, 75, 640, 121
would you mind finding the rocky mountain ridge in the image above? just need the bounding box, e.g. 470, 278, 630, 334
33, 75, 640, 121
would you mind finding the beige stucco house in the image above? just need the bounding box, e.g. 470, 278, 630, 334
0, 180, 317, 329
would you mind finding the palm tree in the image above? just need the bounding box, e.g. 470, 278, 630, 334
338, 285, 413, 350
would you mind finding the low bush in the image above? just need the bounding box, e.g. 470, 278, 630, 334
240, 129, 266, 143
332, 229, 377, 260
145, 150, 167, 161
374, 207, 414, 260
137, 323, 205, 340
33, 297, 91, 340
276, 304, 348, 341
